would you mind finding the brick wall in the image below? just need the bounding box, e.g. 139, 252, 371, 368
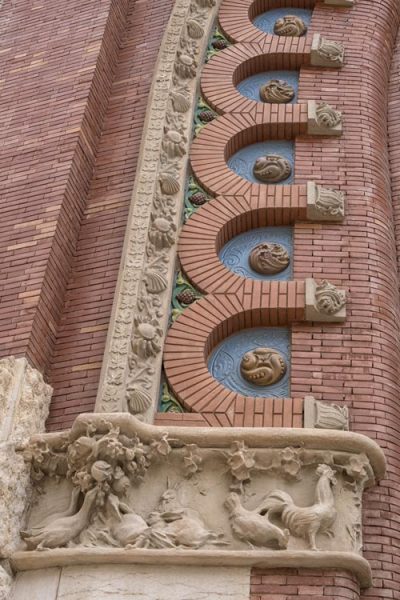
250, 569, 360, 600
0, 0, 129, 373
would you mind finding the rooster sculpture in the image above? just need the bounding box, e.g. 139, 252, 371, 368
258, 464, 337, 551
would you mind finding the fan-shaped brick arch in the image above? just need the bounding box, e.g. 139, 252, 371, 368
178, 189, 307, 293
190, 109, 307, 197
163, 287, 305, 425
201, 42, 311, 115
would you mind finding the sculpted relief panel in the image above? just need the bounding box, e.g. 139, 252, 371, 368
12, 415, 385, 587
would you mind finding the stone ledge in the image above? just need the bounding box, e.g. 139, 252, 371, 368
10, 548, 372, 589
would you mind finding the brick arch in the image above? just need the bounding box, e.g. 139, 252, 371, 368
190, 110, 307, 197
201, 42, 311, 115
163, 288, 305, 423
219, 0, 317, 44
178, 189, 307, 294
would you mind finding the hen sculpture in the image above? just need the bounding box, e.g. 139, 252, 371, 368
224, 492, 289, 549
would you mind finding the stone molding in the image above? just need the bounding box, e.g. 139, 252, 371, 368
95, 0, 221, 419
12, 413, 386, 589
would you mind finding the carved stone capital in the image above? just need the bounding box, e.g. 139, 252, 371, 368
305, 279, 346, 322
12, 413, 386, 589
307, 182, 345, 222
311, 34, 345, 68
0, 356, 52, 600
304, 396, 349, 431
308, 101, 342, 136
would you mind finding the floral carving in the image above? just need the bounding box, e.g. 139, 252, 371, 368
253, 154, 292, 183
315, 185, 345, 218
183, 444, 203, 478
315, 280, 346, 315
316, 102, 342, 128
274, 15, 307, 37
259, 79, 295, 104
249, 242, 290, 275
227, 441, 256, 492
240, 348, 286, 386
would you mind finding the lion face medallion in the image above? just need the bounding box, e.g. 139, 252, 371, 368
240, 347, 286, 386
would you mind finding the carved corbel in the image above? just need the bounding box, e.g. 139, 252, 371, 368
304, 395, 349, 431
305, 279, 346, 322
311, 34, 345, 68
308, 101, 342, 136
307, 182, 345, 222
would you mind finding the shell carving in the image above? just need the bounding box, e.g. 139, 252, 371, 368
171, 92, 191, 113
144, 271, 167, 294
316, 102, 342, 128
187, 19, 204, 39
126, 387, 152, 414
315, 280, 346, 315
259, 80, 295, 104
317, 37, 345, 64
175, 52, 197, 79
253, 155, 292, 184
159, 172, 180, 195
240, 348, 286, 386
274, 15, 307, 37
249, 243, 290, 275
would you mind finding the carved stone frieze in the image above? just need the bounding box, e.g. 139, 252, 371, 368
13, 414, 385, 588
253, 155, 292, 183
310, 34, 345, 68
259, 79, 295, 104
307, 181, 345, 222
95, 0, 220, 419
304, 396, 349, 431
305, 278, 346, 322
308, 101, 342, 136
273, 15, 307, 37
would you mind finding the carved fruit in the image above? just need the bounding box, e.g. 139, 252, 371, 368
91, 460, 113, 482
212, 39, 228, 50
253, 155, 292, 184
126, 387, 152, 414
187, 19, 204, 39
274, 15, 307, 37
145, 271, 167, 294
159, 172, 180, 195
190, 192, 208, 206
177, 289, 197, 305
199, 110, 215, 123
259, 80, 295, 104
240, 348, 286, 386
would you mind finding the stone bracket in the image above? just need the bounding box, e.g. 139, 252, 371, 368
307, 181, 345, 222
307, 100, 342, 136
305, 278, 346, 322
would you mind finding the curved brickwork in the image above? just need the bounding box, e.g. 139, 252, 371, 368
219, 0, 315, 44
178, 188, 307, 293
164, 285, 304, 425
190, 108, 307, 196
251, 569, 360, 600
389, 30, 400, 278
201, 42, 311, 114
290, 1, 400, 599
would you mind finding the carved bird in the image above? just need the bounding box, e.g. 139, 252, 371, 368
22, 487, 81, 530
21, 487, 98, 550
224, 492, 289, 549
259, 464, 337, 550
